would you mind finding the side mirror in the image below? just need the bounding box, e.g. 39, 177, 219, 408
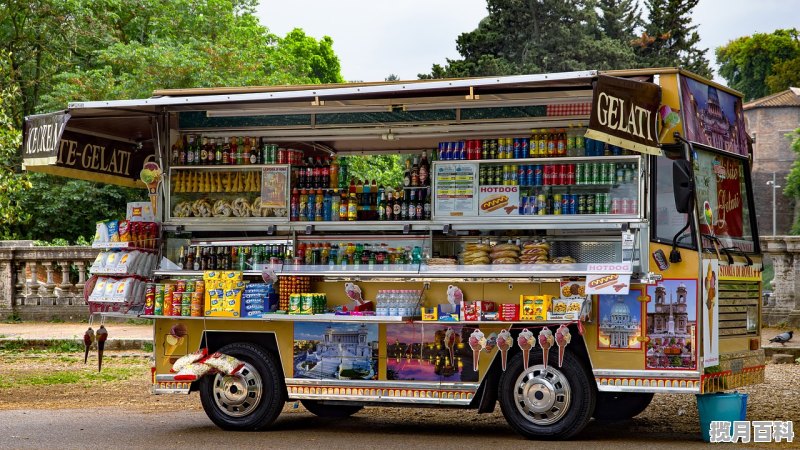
672, 159, 694, 214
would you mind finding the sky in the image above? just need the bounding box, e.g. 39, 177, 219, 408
256, 0, 799, 84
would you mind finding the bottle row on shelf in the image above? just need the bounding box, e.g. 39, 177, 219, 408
290, 185, 432, 222
297, 242, 424, 266
517, 189, 638, 216
478, 162, 637, 187
436, 131, 634, 161
171, 135, 304, 166
176, 244, 292, 271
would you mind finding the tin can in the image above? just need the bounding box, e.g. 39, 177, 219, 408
567, 194, 577, 214
553, 194, 563, 215
277, 148, 287, 164
175, 279, 186, 293
517, 165, 526, 185
510, 165, 518, 185
611, 198, 622, 214
537, 193, 547, 215
549, 164, 558, 185
191, 292, 203, 317
522, 138, 531, 158
481, 140, 490, 159
566, 164, 575, 185
625, 198, 638, 215
567, 134, 576, 155
301, 294, 314, 315
590, 163, 600, 185
586, 194, 596, 214
559, 164, 569, 185
456, 141, 465, 160
575, 163, 584, 185
533, 165, 543, 186
171, 292, 182, 316
561, 195, 569, 214
578, 195, 587, 214
268, 144, 278, 164
524, 165, 534, 186
496, 139, 505, 159
145, 283, 156, 315
596, 193, 607, 214
289, 293, 302, 314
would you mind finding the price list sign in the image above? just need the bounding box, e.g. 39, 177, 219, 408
433, 162, 478, 217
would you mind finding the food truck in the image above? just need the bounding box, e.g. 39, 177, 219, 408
23, 68, 765, 440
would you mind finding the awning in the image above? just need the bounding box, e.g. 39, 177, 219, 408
585, 75, 662, 156
22, 111, 157, 188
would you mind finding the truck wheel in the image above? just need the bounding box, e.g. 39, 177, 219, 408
301, 400, 364, 418
498, 349, 594, 440
593, 392, 654, 421
199, 343, 284, 431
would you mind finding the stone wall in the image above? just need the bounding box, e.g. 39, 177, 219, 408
760, 236, 800, 327
0, 246, 99, 321
745, 106, 800, 235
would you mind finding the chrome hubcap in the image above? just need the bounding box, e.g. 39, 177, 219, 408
513, 364, 571, 425
212, 362, 262, 417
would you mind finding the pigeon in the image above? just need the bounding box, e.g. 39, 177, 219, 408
769, 331, 793, 346
344, 282, 364, 305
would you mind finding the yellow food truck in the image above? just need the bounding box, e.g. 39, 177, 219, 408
23, 68, 765, 440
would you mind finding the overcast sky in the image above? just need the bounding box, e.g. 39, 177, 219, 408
256, 0, 799, 84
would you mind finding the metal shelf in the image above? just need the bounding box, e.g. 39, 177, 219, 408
170, 164, 283, 171
467, 154, 640, 165
142, 314, 415, 323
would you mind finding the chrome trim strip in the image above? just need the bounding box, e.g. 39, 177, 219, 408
597, 385, 699, 394
593, 369, 701, 379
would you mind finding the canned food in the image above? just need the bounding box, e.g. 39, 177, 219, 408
586, 194, 596, 214
301, 294, 314, 315
289, 294, 302, 314
578, 194, 587, 214
175, 279, 186, 293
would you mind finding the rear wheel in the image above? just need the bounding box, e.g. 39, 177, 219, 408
301, 400, 364, 418
498, 348, 595, 440
199, 343, 284, 430
593, 392, 654, 421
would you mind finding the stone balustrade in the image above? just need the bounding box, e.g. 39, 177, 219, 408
0, 243, 100, 321
760, 236, 800, 326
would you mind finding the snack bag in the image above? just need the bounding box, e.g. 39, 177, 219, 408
106, 220, 120, 242
113, 278, 136, 301
94, 221, 109, 244
173, 362, 212, 381
118, 220, 131, 242
116, 251, 139, 273
203, 352, 245, 375
103, 278, 118, 301
90, 277, 108, 301
172, 348, 208, 373
91, 252, 109, 272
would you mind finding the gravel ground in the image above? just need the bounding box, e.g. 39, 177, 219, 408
0, 350, 797, 446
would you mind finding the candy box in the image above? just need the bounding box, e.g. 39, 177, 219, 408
499, 304, 519, 321
422, 307, 438, 321
461, 301, 480, 321
520, 295, 537, 320
437, 303, 460, 321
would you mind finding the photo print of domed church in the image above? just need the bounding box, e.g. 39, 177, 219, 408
598, 290, 644, 350
645, 280, 698, 370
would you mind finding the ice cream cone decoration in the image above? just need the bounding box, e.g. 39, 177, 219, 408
165, 323, 188, 356
496, 329, 513, 371
517, 328, 535, 370
444, 328, 456, 367
468, 329, 486, 371
555, 324, 572, 368
658, 105, 681, 142
704, 264, 717, 349
140, 162, 163, 216
538, 328, 554, 369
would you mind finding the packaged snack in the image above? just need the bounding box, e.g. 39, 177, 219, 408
90, 277, 109, 301
105, 251, 120, 268
190, 292, 203, 317
129, 222, 140, 247
116, 251, 139, 273
145, 222, 158, 249
118, 220, 131, 242
104, 278, 118, 301
172, 348, 208, 373
91, 252, 108, 272
173, 362, 212, 381
144, 283, 156, 315
106, 220, 120, 243
113, 278, 136, 301
94, 221, 109, 244
203, 352, 245, 376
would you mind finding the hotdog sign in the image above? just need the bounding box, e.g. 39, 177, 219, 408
478, 186, 519, 216
585, 273, 631, 295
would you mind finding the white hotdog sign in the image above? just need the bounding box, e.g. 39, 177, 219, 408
478, 186, 519, 216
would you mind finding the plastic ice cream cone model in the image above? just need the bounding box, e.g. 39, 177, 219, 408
140, 162, 163, 216
704, 264, 717, 349
444, 327, 456, 366
538, 328, 554, 369
555, 324, 572, 367
658, 105, 681, 141
468, 329, 486, 371
165, 323, 188, 356
496, 329, 513, 371
517, 328, 535, 370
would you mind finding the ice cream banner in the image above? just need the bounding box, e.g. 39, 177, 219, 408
585, 273, 631, 295
702, 259, 719, 367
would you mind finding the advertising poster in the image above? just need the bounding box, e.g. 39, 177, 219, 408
293, 322, 378, 380
680, 75, 749, 157
386, 323, 478, 382
645, 280, 697, 370
261, 166, 289, 208
702, 259, 720, 368
478, 185, 519, 216
433, 163, 478, 217
693, 150, 755, 252
597, 290, 643, 350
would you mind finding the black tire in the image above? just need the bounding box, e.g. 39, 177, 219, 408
199, 343, 284, 431
592, 392, 654, 421
498, 347, 595, 440
300, 400, 364, 418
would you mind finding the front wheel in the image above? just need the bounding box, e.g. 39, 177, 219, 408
498, 348, 595, 440
593, 392, 654, 421
199, 343, 285, 430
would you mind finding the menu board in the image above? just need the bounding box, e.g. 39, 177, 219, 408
433, 162, 478, 217
261, 166, 289, 208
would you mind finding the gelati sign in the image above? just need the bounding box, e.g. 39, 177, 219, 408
586, 75, 661, 155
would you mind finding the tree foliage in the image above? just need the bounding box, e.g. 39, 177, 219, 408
0, 80, 31, 238
783, 128, 800, 233
344, 155, 404, 189
0, 0, 345, 243
421, 0, 710, 79
716, 29, 800, 101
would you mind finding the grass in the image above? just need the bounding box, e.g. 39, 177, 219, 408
45, 340, 84, 353
0, 365, 142, 389
142, 342, 153, 352
125, 318, 153, 325
0, 339, 27, 352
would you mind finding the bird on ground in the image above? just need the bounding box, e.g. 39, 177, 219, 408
769, 331, 793, 346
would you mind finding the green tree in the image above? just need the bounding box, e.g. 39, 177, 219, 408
783, 128, 800, 233
598, 0, 641, 43
344, 155, 404, 188
0, 82, 31, 238
634, 0, 712, 78
420, 0, 639, 78
716, 29, 800, 101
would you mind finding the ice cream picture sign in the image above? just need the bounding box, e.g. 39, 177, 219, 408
586, 75, 661, 155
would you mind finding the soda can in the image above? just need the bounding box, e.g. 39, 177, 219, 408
575, 163, 584, 185
521, 138, 530, 158
595, 193, 606, 214
533, 165, 543, 186
459, 141, 467, 160
568, 194, 577, 214
567, 134, 576, 155
560, 194, 569, 215
289, 294, 302, 314
612, 198, 622, 214
559, 164, 569, 185
301, 294, 314, 315
553, 194, 563, 215
590, 163, 600, 185
525, 165, 534, 186
578, 195, 587, 214
516, 165, 524, 185
586, 194, 596, 214
481, 140, 490, 159
496, 139, 505, 159
438, 142, 446, 160
537, 193, 547, 215
626, 198, 638, 215
512, 138, 520, 159
567, 164, 575, 185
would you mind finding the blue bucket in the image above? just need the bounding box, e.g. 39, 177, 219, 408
696, 392, 748, 442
